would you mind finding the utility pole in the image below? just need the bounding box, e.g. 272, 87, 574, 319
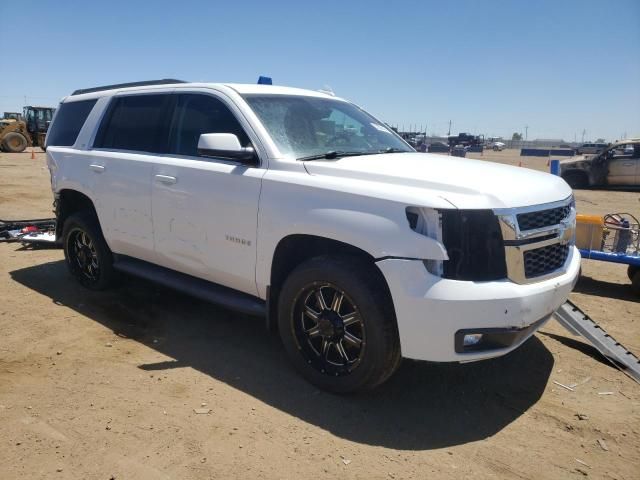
447, 120, 452, 136
581, 129, 586, 143
524, 125, 529, 142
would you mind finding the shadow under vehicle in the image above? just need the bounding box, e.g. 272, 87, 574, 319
10, 259, 555, 450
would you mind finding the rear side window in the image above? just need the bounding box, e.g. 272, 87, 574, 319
168, 94, 250, 157
46, 99, 97, 146
94, 94, 170, 153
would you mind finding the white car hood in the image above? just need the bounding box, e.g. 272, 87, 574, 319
304, 152, 572, 209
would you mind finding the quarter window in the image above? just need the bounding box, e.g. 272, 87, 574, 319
95, 94, 170, 153
168, 94, 250, 157
46, 99, 97, 147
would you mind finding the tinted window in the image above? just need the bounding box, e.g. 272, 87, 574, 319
95, 94, 169, 152
46, 100, 97, 146
168, 94, 250, 157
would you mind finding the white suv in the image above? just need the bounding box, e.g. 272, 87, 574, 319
45, 80, 580, 392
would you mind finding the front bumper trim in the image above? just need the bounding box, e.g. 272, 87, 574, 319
454, 315, 550, 354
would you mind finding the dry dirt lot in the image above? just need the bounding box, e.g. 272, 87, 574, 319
1, 149, 638, 480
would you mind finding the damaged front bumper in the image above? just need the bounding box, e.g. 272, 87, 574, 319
376, 246, 580, 362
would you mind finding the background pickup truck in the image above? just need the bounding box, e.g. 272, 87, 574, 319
561, 140, 640, 188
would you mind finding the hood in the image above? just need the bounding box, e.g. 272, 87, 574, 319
303, 152, 572, 209
561, 154, 593, 164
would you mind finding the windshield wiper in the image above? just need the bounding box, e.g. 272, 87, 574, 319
297, 151, 377, 161
380, 147, 407, 153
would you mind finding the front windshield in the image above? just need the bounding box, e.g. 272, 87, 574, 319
243, 94, 413, 159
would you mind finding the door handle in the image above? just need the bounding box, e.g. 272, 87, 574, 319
89, 164, 105, 173
155, 174, 177, 185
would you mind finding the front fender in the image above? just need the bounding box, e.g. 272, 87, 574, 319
255, 175, 448, 297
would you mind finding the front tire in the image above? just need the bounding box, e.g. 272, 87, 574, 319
278, 256, 401, 393
62, 211, 117, 290
562, 171, 588, 189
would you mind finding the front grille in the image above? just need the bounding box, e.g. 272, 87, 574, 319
524, 243, 569, 278
517, 205, 571, 231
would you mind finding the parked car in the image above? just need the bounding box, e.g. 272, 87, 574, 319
427, 141, 450, 153
491, 141, 505, 151
576, 142, 608, 155
46, 80, 580, 392
561, 140, 640, 188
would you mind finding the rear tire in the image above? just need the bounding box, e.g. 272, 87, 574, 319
62, 211, 117, 290
278, 255, 401, 393
2, 132, 28, 153
562, 171, 588, 189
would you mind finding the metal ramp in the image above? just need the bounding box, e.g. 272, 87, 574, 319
554, 300, 640, 384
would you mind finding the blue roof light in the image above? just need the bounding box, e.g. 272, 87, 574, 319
257, 76, 273, 85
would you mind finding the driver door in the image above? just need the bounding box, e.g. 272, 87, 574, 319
151, 92, 265, 296
608, 144, 639, 185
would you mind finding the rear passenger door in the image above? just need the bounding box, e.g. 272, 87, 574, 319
151, 92, 264, 296
90, 93, 172, 263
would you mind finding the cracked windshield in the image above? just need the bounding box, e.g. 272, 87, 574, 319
243, 94, 413, 159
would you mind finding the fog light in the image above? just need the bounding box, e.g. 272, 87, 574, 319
463, 333, 483, 347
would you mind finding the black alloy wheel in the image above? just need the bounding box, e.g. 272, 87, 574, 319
67, 229, 100, 283
292, 283, 366, 376
62, 211, 117, 290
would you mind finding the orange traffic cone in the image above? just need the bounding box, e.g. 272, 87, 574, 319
30, 147, 35, 160
546, 158, 550, 167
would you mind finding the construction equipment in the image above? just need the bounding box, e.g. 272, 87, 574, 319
576, 212, 640, 295
3, 112, 23, 121
555, 300, 640, 384
0, 106, 56, 153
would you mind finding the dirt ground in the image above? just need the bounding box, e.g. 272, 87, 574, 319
0, 149, 638, 480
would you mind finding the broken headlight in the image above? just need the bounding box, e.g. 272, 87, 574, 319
405, 207, 444, 276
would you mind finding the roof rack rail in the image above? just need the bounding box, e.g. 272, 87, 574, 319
71, 79, 187, 96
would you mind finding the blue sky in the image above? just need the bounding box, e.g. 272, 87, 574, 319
1, 0, 638, 141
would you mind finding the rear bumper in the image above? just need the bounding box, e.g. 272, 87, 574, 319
376, 246, 580, 362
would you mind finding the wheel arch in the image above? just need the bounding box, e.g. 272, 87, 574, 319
561, 168, 590, 187
55, 189, 99, 240
266, 234, 396, 332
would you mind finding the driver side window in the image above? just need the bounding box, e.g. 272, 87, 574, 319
168, 94, 250, 158
610, 144, 639, 159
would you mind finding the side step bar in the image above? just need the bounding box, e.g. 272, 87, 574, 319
555, 300, 640, 384
113, 255, 266, 317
